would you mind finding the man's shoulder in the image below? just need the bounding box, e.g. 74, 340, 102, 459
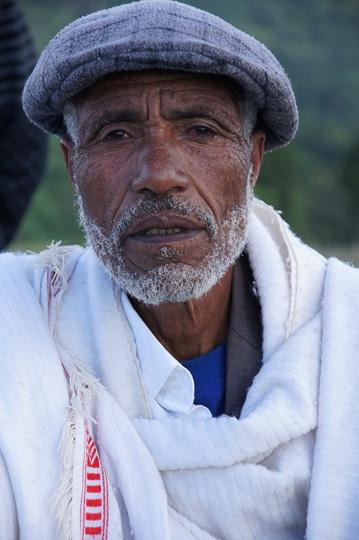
0, 242, 85, 265
326, 256, 359, 295
0, 243, 86, 292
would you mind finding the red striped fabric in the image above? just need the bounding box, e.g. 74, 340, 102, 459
81, 424, 109, 540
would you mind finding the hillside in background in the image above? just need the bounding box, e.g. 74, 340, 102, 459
9, 0, 359, 259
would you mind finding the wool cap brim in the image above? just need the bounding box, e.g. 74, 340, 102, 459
22, 0, 298, 151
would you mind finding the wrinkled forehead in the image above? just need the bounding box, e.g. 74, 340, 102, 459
74, 70, 245, 108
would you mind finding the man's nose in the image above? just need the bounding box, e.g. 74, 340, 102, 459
131, 138, 189, 196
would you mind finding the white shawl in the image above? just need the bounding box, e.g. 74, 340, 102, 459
0, 199, 358, 539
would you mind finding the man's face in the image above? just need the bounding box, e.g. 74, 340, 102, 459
62, 71, 265, 304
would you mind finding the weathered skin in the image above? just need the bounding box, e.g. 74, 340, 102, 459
61, 70, 265, 361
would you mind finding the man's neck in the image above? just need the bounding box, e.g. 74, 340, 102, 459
131, 267, 233, 362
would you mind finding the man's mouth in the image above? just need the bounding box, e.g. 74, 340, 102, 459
129, 226, 203, 246
144, 227, 184, 236
122, 212, 208, 244
110, 207, 218, 270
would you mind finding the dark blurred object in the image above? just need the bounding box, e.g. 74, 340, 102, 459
0, 0, 47, 250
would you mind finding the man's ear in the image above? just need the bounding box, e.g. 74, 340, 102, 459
249, 130, 266, 188
60, 137, 78, 192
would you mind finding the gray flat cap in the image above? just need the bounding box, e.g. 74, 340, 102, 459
23, 0, 298, 151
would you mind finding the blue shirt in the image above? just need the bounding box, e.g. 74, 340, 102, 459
183, 342, 227, 417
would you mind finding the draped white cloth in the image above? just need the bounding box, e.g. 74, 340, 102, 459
0, 199, 359, 539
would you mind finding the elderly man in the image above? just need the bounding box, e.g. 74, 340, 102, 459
0, 1, 358, 539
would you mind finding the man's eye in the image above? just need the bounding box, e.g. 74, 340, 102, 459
190, 125, 216, 137
103, 129, 129, 141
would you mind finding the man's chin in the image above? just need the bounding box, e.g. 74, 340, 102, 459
98, 257, 221, 305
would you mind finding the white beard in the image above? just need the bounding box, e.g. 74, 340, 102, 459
77, 183, 253, 306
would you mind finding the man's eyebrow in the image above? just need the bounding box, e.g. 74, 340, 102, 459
167, 108, 217, 120
96, 109, 142, 126
167, 107, 236, 131
84, 109, 142, 141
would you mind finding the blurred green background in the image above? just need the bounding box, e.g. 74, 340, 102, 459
8, 0, 359, 264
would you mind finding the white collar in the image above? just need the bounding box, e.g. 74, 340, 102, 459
121, 292, 211, 420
